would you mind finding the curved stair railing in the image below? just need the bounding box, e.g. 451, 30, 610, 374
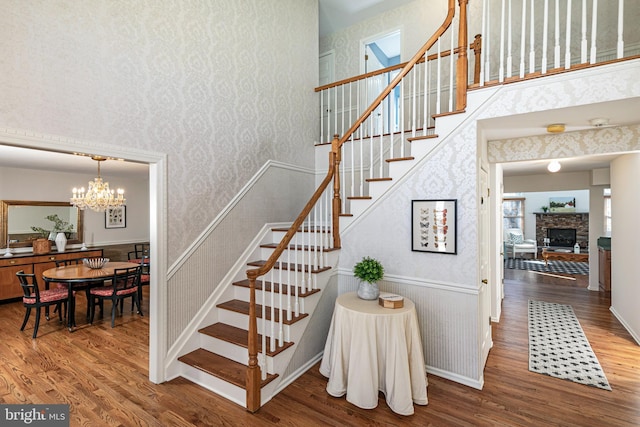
244, 0, 468, 412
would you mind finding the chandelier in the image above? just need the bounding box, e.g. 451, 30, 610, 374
70, 156, 125, 212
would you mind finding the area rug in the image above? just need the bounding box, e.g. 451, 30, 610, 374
528, 300, 611, 390
505, 258, 589, 275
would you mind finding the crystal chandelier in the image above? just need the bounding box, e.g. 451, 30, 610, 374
70, 156, 125, 212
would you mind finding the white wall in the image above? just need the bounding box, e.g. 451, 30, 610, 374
610, 153, 640, 343
0, 165, 149, 251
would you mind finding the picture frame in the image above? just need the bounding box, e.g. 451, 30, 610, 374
105, 206, 126, 229
411, 199, 457, 254
549, 196, 576, 212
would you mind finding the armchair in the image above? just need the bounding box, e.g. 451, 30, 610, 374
504, 228, 537, 259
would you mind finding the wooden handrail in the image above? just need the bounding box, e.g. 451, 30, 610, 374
245, 143, 339, 412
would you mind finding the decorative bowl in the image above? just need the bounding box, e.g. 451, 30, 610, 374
83, 257, 109, 269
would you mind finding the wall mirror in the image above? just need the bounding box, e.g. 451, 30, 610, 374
1, 200, 84, 249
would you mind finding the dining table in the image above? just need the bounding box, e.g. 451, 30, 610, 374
42, 261, 138, 331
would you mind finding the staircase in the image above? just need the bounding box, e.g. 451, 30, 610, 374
177, 225, 339, 407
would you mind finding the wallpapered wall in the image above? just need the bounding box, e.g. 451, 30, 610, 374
0, 0, 319, 263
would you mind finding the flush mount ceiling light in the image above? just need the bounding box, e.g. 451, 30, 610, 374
589, 118, 609, 127
70, 156, 125, 212
547, 160, 561, 173
546, 123, 565, 133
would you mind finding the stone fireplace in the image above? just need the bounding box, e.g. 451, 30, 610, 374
535, 212, 589, 249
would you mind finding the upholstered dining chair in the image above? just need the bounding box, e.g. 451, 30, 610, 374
55, 258, 100, 320
88, 265, 143, 328
16, 270, 73, 338
504, 228, 538, 258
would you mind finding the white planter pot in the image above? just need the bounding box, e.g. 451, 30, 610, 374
357, 281, 380, 300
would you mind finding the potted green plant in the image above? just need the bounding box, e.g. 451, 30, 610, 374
353, 256, 385, 300
541, 206, 549, 213
31, 214, 74, 253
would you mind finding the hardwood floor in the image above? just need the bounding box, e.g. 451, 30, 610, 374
1, 270, 639, 426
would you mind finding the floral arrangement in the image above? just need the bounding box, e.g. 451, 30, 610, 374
31, 214, 74, 239
353, 256, 385, 284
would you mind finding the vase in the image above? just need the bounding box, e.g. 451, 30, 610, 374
357, 281, 380, 300
54, 232, 67, 253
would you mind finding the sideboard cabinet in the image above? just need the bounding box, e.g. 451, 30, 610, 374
0, 249, 103, 301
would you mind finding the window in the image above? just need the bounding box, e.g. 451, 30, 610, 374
604, 188, 611, 234
503, 198, 525, 231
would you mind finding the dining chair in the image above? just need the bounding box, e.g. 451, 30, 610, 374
16, 270, 74, 338
88, 265, 143, 328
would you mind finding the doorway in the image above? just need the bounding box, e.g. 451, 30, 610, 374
0, 134, 166, 383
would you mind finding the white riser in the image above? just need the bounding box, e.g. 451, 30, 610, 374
368, 180, 393, 199
409, 137, 440, 160
180, 364, 246, 407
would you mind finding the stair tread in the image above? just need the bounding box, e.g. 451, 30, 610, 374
260, 243, 338, 252
217, 299, 309, 325
386, 156, 415, 163
347, 196, 372, 200
408, 134, 439, 141
178, 348, 278, 389
432, 109, 465, 119
271, 226, 331, 233
199, 323, 294, 357
246, 260, 331, 274
233, 279, 320, 297
365, 177, 392, 182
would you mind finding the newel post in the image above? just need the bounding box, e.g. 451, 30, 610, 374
470, 34, 482, 86
245, 271, 261, 412
331, 135, 342, 249
456, 0, 469, 111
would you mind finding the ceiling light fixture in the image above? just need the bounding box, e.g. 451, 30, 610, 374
546, 123, 565, 133
547, 160, 561, 173
70, 156, 125, 212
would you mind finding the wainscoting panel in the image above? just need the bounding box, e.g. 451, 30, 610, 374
338, 273, 483, 388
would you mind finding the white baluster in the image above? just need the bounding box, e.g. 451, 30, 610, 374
617, 0, 624, 59
436, 38, 442, 114
519, 0, 526, 78
498, 0, 505, 82
554, 0, 560, 69
529, 0, 536, 73
379, 105, 384, 177
480, 0, 488, 85
270, 268, 276, 352
565, 0, 572, 69
542, 0, 549, 74
506, 0, 513, 79
399, 75, 405, 157
261, 275, 267, 380
581, 0, 588, 63
278, 260, 283, 347
333, 86, 338, 140
319, 89, 324, 144
286, 234, 291, 321
294, 232, 299, 317
340, 84, 345, 140
449, 18, 455, 111
590, 0, 598, 64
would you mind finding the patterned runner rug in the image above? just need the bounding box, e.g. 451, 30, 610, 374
528, 300, 611, 390
505, 258, 589, 275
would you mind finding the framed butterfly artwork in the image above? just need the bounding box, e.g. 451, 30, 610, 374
411, 199, 457, 254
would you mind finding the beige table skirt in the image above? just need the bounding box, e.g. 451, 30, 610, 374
320, 292, 428, 415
